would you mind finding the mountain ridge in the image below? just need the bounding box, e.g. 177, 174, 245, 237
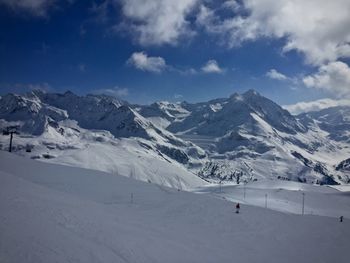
0, 89, 349, 186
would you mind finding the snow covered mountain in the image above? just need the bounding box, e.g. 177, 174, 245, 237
0, 92, 68, 135
0, 89, 349, 186
137, 101, 191, 129
168, 90, 306, 137
137, 90, 347, 185
0, 91, 207, 189
298, 106, 350, 142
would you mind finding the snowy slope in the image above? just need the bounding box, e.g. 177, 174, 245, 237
138, 101, 190, 122
0, 121, 206, 189
196, 180, 350, 218
136, 101, 191, 130
1, 151, 349, 263
298, 105, 350, 142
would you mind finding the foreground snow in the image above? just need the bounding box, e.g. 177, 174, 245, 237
0, 151, 349, 263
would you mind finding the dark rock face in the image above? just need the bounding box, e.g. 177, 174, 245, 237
158, 146, 189, 164
336, 158, 350, 171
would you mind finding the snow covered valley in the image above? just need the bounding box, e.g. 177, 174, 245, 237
1, 151, 349, 263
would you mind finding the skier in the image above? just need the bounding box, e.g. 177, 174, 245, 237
236, 203, 240, 214
340, 216, 343, 222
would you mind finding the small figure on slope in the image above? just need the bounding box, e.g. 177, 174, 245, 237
236, 203, 240, 214
340, 216, 343, 222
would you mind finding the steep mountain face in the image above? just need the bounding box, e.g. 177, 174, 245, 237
136, 101, 191, 129
162, 90, 347, 185
168, 90, 306, 137
298, 106, 350, 142
335, 159, 350, 184
165, 90, 312, 161
1, 91, 184, 143
0, 90, 349, 186
0, 91, 208, 188
33, 91, 197, 144
138, 101, 190, 122
34, 91, 137, 136
0, 93, 68, 135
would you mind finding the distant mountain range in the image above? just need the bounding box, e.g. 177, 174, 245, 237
1, 90, 349, 186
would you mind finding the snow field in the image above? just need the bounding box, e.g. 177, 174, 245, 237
1, 151, 350, 263
196, 180, 350, 218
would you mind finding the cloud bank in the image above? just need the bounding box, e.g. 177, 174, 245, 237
118, 0, 198, 46
196, 0, 350, 96
197, 0, 350, 66
303, 61, 350, 98
284, 98, 350, 115
4, 0, 349, 100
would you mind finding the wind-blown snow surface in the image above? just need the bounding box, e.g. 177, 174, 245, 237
1, 151, 350, 263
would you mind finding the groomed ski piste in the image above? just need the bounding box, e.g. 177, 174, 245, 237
1, 151, 349, 263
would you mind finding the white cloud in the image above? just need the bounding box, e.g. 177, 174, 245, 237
197, 0, 350, 66
127, 51, 226, 75
93, 87, 129, 97
266, 69, 287, 81
303, 61, 350, 98
283, 98, 350, 115
0, 0, 72, 17
118, 0, 198, 46
201, 59, 224, 74
127, 51, 167, 73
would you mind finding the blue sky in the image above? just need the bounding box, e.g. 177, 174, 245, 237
0, 0, 350, 107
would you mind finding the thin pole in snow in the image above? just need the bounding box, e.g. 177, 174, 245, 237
9, 132, 13, 152
244, 184, 246, 200
265, 194, 268, 208
131, 193, 133, 204
302, 193, 305, 215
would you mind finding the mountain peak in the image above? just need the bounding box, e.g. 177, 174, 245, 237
242, 89, 260, 97
229, 92, 240, 99
229, 90, 260, 102
63, 90, 77, 97
30, 89, 47, 97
